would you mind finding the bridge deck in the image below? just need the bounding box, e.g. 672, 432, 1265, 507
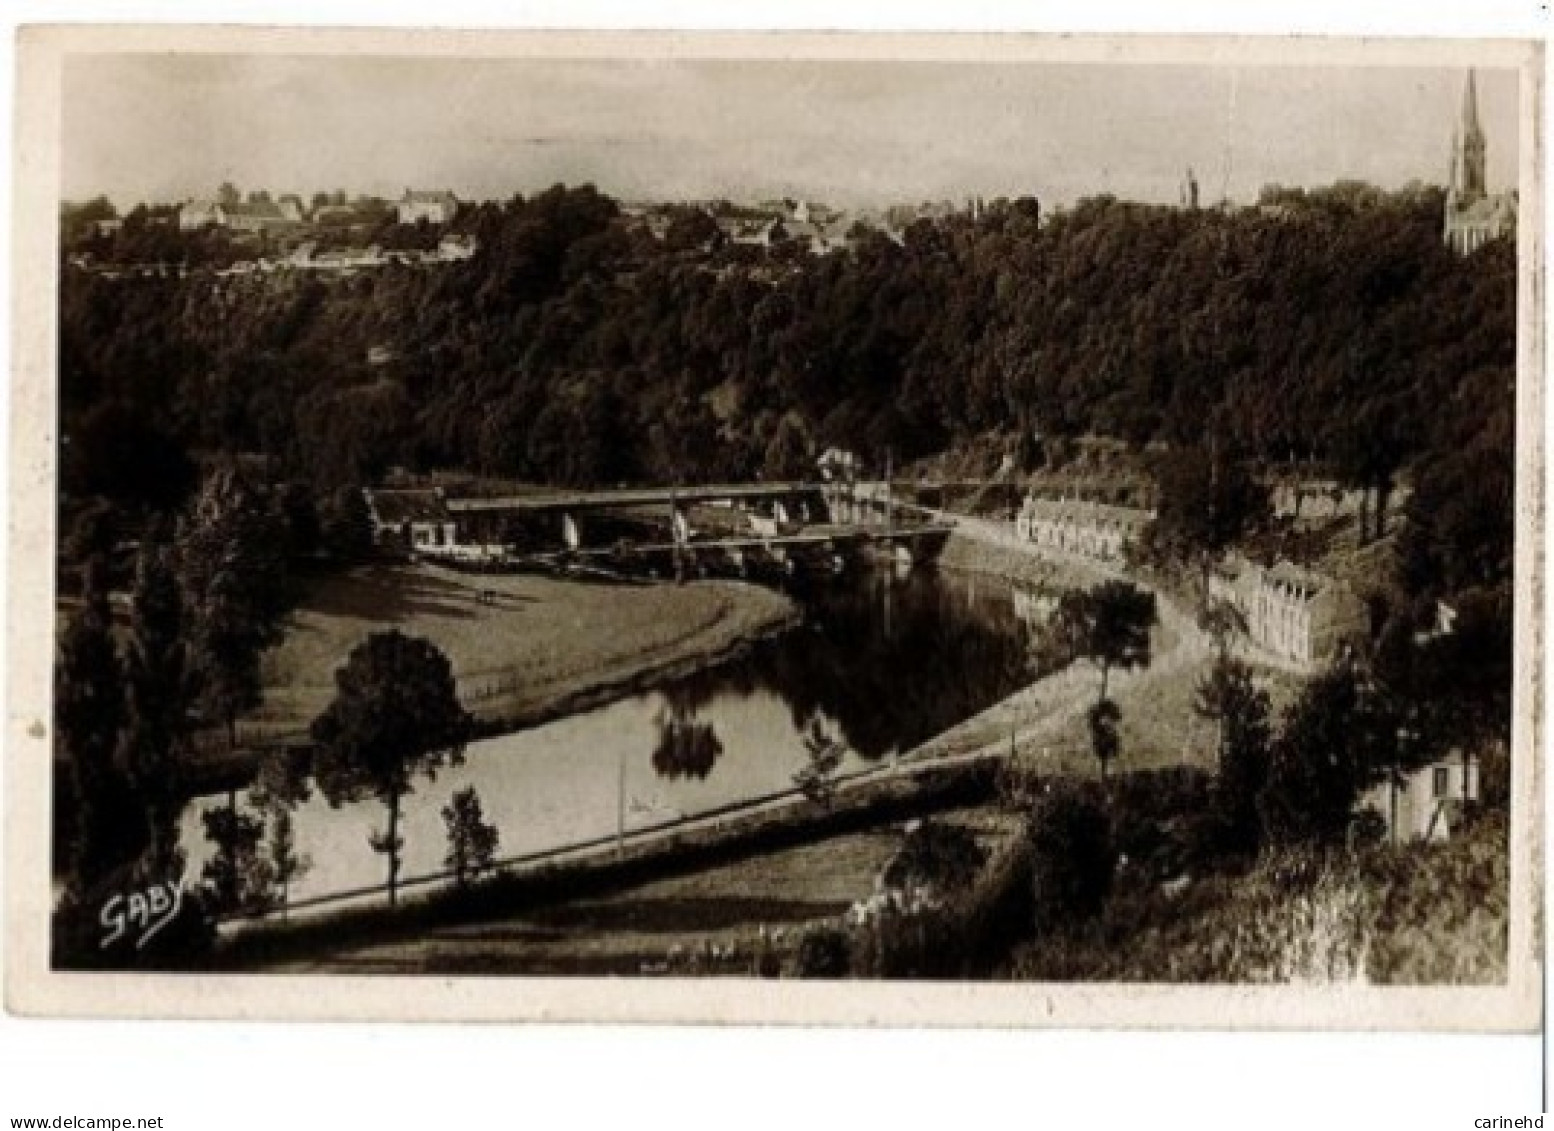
446, 481, 831, 514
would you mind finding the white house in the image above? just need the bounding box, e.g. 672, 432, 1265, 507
178, 198, 292, 234
178, 199, 222, 231
436, 233, 477, 261
397, 190, 459, 226
363, 488, 458, 552
1359, 749, 1480, 843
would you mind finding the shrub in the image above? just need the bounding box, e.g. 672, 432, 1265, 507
1477, 738, 1510, 811
1029, 790, 1117, 929
880, 819, 988, 895
851, 837, 1034, 980
1363, 812, 1508, 983
792, 926, 852, 978
1259, 664, 1388, 847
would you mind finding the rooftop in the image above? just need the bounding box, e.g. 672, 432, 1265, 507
364, 488, 451, 526
401, 190, 458, 206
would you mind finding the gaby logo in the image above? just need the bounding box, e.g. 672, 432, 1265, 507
98, 882, 182, 951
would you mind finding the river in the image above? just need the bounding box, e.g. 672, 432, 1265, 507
180, 565, 1052, 910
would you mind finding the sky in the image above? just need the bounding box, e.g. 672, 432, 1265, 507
61, 54, 1521, 210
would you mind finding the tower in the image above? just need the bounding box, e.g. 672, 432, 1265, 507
1443, 69, 1513, 254
1180, 167, 1200, 210
1449, 70, 1488, 204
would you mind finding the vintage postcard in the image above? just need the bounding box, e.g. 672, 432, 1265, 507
5, 26, 1543, 1028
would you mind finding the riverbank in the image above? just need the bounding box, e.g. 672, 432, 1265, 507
203, 755, 1004, 973
239, 562, 800, 746
938, 517, 1121, 590
927, 524, 1227, 778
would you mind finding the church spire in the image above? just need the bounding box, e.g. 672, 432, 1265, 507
1461, 69, 1482, 140
1453, 69, 1487, 201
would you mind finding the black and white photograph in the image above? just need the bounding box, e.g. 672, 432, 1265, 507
6, 28, 1542, 1033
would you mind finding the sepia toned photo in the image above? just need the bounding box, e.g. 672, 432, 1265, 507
5, 28, 1543, 1027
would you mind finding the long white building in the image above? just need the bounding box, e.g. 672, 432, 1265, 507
1014, 496, 1153, 566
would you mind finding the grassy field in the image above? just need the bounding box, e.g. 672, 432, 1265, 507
259, 805, 1016, 976
271, 826, 902, 975
246, 562, 798, 737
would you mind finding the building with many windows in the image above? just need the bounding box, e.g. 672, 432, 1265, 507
1015, 496, 1153, 566
1208, 553, 1368, 670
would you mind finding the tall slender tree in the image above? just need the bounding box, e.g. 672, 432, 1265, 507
178, 467, 291, 749
1193, 654, 1268, 776
1085, 698, 1123, 784
1042, 581, 1156, 782
1045, 581, 1157, 704
119, 535, 190, 878
311, 631, 471, 907
1194, 653, 1273, 854
57, 559, 134, 895
442, 786, 499, 890
265, 804, 310, 920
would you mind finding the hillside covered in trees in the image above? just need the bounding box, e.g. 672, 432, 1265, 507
60, 180, 1515, 610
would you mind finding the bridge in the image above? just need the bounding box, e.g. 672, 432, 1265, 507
438, 479, 918, 556
430, 521, 954, 577
444, 480, 824, 516
369, 477, 951, 573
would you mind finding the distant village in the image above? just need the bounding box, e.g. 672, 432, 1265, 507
61, 182, 1002, 280
64, 186, 476, 277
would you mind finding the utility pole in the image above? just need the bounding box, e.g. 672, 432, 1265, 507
884, 448, 893, 539
670, 482, 684, 584
617, 740, 626, 858
1204, 429, 1220, 599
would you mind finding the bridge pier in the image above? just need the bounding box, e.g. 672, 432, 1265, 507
671, 506, 693, 545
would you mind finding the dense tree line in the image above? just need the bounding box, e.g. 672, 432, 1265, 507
60, 181, 1512, 510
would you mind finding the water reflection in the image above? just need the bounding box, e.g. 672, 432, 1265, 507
181, 566, 1047, 909
650, 696, 726, 782
669, 568, 1038, 764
